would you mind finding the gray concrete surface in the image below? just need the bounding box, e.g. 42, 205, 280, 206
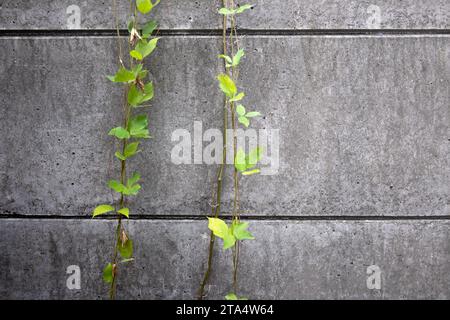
1, 0, 449, 30
0, 219, 449, 299
0, 1, 449, 299
0, 36, 448, 217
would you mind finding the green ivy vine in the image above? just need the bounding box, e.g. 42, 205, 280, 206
92, 0, 160, 299
199, 1, 263, 300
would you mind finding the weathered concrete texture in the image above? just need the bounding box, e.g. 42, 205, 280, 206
1, 0, 450, 30
0, 36, 448, 217
0, 219, 449, 299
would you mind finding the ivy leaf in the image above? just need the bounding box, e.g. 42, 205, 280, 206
118, 238, 133, 259
92, 204, 114, 217
128, 84, 142, 106
130, 50, 143, 61
127, 172, 141, 187
108, 127, 130, 139
217, 74, 237, 98
208, 218, 236, 250
242, 169, 260, 176
232, 49, 245, 66
232, 221, 255, 240
124, 142, 140, 158
142, 20, 158, 38
223, 232, 236, 250
236, 4, 253, 14
107, 67, 136, 83
207, 217, 229, 239
234, 148, 247, 172
129, 115, 150, 138
128, 82, 154, 107
135, 38, 159, 60
246, 146, 264, 169
218, 54, 232, 64
238, 116, 249, 127
115, 151, 126, 161
141, 82, 154, 103
124, 184, 141, 195
245, 111, 261, 118
218, 7, 235, 15
127, 20, 134, 33
117, 207, 130, 218
230, 92, 245, 102
103, 263, 113, 283
236, 104, 246, 116
225, 293, 238, 300
136, 0, 160, 14
108, 180, 126, 193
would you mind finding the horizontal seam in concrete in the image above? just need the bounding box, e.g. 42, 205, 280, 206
0, 214, 449, 221
1, 29, 450, 37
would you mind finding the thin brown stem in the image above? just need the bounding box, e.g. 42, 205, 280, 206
198, 0, 229, 300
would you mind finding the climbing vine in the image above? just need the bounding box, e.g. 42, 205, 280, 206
199, 1, 263, 300
92, 0, 160, 299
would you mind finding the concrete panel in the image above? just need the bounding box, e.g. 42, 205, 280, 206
0, 36, 448, 217
0, 219, 448, 299
1, 0, 449, 30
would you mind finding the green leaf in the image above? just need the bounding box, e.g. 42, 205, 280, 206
232, 49, 245, 66
103, 263, 113, 283
127, 20, 134, 33
234, 148, 247, 172
142, 20, 158, 38
135, 38, 159, 60
120, 258, 135, 263
207, 217, 229, 239
127, 172, 141, 187
124, 142, 140, 158
242, 169, 260, 176
218, 7, 235, 15
238, 116, 249, 127
230, 92, 245, 102
141, 82, 154, 103
217, 74, 237, 98
93, 204, 114, 217
136, 0, 160, 14
108, 127, 130, 139
128, 82, 154, 107
225, 293, 238, 300
117, 207, 130, 218
223, 232, 236, 250
124, 184, 141, 196
218, 54, 232, 64
115, 151, 126, 161
236, 104, 246, 116
107, 66, 137, 83
128, 84, 141, 106
129, 114, 148, 133
245, 111, 261, 118
108, 180, 126, 193
130, 50, 143, 61
236, 4, 253, 14
232, 221, 255, 240
129, 115, 150, 138
246, 146, 264, 169
118, 238, 133, 259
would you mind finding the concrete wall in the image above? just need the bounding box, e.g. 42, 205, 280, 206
0, 1, 449, 299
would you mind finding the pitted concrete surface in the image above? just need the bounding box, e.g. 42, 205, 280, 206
0, 1, 449, 299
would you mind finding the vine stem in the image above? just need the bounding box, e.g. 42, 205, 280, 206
229, 0, 241, 295
109, 0, 138, 300
198, 0, 230, 300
